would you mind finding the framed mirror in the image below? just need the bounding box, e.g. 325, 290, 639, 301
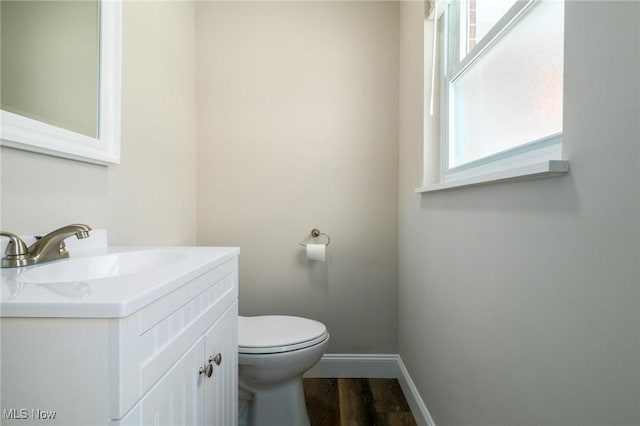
0, 0, 122, 165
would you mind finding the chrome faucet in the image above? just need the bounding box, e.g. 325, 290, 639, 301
0, 224, 91, 268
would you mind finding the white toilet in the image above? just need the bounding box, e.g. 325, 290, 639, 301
238, 315, 329, 426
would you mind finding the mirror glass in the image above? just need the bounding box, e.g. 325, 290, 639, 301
0, 0, 121, 165
1, 0, 100, 138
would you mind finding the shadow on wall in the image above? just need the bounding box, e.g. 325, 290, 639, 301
296, 249, 329, 295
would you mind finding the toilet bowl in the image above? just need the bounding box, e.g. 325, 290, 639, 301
238, 315, 329, 426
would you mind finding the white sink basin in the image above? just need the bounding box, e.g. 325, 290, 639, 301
17, 250, 186, 284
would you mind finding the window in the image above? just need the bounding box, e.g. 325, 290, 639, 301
428, 0, 565, 187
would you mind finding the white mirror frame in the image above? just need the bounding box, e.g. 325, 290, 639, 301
0, 0, 122, 165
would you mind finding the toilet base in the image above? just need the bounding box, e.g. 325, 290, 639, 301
240, 376, 310, 426
238, 388, 251, 426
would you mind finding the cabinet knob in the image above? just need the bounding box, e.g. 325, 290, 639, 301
199, 363, 213, 378
212, 353, 222, 366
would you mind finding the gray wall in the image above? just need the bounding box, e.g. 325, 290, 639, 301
195, 1, 399, 354
1, 1, 198, 246
398, 1, 640, 425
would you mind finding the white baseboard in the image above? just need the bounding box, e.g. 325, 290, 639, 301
304, 353, 399, 378
304, 353, 435, 426
397, 356, 436, 426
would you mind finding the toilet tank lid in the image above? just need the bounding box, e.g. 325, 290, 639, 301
239, 315, 327, 349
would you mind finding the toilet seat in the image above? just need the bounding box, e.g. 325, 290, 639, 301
239, 315, 329, 354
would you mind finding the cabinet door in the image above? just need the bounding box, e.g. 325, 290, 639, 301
203, 301, 238, 426
116, 337, 205, 426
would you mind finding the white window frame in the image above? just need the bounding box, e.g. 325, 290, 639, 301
417, 0, 568, 192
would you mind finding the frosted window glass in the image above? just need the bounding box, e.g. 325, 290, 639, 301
449, 0, 563, 168
472, 0, 518, 50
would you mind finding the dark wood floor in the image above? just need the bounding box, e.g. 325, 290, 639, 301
304, 378, 417, 426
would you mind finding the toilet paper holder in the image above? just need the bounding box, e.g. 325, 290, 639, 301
298, 228, 331, 247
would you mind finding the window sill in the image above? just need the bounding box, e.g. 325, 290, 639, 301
415, 160, 569, 194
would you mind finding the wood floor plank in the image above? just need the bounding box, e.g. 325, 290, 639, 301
338, 379, 377, 426
377, 412, 418, 426
304, 378, 341, 426
368, 378, 412, 414
304, 378, 417, 426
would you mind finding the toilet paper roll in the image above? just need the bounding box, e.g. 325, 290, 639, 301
306, 244, 326, 262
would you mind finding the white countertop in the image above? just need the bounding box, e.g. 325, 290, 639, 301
0, 231, 239, 318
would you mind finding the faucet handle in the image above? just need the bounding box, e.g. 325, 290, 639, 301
0, 231, 31, 267
0, 231, 28, 257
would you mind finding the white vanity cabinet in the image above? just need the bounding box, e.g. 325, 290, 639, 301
117, 301, 237, 426
0, 247, 239, 426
